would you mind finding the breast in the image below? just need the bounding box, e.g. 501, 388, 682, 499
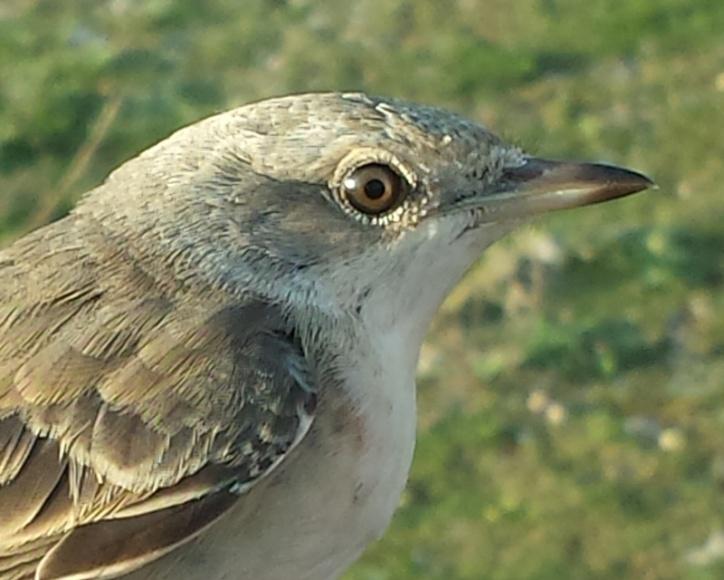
127, 331, 419, 580
325, 346, 419, 543
252, 342, 419, 577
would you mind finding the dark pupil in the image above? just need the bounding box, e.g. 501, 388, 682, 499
364, 178, 386, 199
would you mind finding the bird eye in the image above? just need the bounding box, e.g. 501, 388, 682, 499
341, 163, 409, 215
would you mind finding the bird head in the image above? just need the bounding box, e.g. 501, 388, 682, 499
80, 92, 652, 339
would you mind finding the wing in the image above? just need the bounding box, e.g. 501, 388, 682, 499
0, 217, 317, 579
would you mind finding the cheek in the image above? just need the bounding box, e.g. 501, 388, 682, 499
392, 220, 516, 309
257, 205, 377, 266
364, 224, 476, 324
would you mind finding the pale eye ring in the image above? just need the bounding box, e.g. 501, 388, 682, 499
341, 163, 410, 215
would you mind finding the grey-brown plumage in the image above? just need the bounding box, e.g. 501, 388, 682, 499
0, 211, 315, 579
0, 93, 653, 580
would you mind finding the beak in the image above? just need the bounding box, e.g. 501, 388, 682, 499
461, 157, 655, 221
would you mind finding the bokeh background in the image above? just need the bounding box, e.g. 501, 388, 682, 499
1, 1, 723, 578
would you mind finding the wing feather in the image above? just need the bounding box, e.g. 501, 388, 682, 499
37, 489, 240, 580
0, 217, 317, 578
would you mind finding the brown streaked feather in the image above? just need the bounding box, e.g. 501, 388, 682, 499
0, 536, 57, 580
15, 343, 107, 406
90, 404, 169, 476
0, 417, 34, 484
111, 464, 240, 519
0, 436, 68, 537
1, 558, 38, 580
36, 489, 239, 580
0, 215, 317, 578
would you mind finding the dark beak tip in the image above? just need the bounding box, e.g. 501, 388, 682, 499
538, 160, 656, 205
480, 157, 656, 219
622, 168, 655, 188
637, 175, 657, 192
592, 165, 656, 201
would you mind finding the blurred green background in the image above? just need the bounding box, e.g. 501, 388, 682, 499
1, 1, 723, 578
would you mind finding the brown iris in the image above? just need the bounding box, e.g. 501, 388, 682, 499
341, 163, 409, 215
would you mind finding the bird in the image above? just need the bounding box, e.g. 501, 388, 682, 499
0, 92, 653, 580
